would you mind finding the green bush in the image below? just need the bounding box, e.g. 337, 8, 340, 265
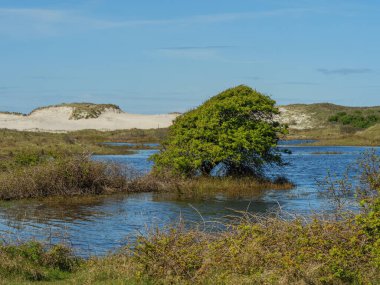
328, 111, 380, 129
151, 85, 287, 177
0, 242, 80, 281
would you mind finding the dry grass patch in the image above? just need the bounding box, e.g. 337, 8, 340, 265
130, 174, 294, 199
0, 154, 130, 200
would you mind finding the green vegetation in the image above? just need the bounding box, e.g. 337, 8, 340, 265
0, 126, 293, 200
0, 128, 163, 199
282, 103, 380, 129
152, 85, 287, 177
131, 175, 294, 200
287, 128, 380, 146
1, 99, 380, 283
0, 242, 80, 283
282, 103, 380, 145
30, 103, 122, 120
0, 128, 167, 158
1, 153, 380, 284
328, 111, 380, 129
0, 111, 25, 116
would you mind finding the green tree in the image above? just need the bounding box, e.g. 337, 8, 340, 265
151, 85, 287, 177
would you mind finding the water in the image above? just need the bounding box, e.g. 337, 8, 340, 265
102, 142, 160, 148
278, 139, 318, 146
0, 142, 379, 256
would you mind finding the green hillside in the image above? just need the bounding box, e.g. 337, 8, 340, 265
281, 103, 380, 145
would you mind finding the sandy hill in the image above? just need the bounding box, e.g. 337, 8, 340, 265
1, 102, 380, 134
0, 103, 179, 132
279, 103, 380, 130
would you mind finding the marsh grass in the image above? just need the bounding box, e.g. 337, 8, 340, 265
0, 128, 167, 159
129, 174, 294, 199
0, 149, 294, 201
0, 154, 130, 200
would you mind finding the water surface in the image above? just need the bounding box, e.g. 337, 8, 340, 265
0, 142, 378, 256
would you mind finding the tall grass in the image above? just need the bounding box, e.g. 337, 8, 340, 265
0, 154, 129, 200
129, 174, 294, 199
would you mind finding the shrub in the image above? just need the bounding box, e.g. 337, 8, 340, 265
151, 85, 287, 177
0, 154, 129, 200
328, 111, 380, 129
0, 242, 80, 281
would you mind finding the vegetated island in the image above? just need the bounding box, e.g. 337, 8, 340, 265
0, 86, 293, 201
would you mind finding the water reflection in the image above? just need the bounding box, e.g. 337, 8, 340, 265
0, 192, 274, 256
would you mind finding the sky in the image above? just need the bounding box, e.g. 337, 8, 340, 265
0, 0, 379, 114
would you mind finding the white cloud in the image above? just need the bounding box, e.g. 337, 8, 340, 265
317, 68, 373, 75
0, 8, 66, 21
0, 7, 315, 38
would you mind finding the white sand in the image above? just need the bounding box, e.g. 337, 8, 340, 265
278, 107, 315, 130
0, 107, 179, 132
0, 105, 314, 132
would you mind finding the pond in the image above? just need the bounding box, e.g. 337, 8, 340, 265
0, 142, 379, 256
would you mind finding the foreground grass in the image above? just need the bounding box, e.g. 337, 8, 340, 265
1, 207, 379, 284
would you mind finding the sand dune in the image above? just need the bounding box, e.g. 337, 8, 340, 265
0, 103, 322, 132
0, 106, 179, 132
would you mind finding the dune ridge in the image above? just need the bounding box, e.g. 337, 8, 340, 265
0, 105, 179, 132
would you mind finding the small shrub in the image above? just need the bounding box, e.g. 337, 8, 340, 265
0, 242, 80, 281
44, 245, 80, 272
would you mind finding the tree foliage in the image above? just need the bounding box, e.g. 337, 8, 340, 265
151, 85, 287, 177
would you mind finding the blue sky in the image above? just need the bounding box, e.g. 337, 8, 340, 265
0, 0, 379, 114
